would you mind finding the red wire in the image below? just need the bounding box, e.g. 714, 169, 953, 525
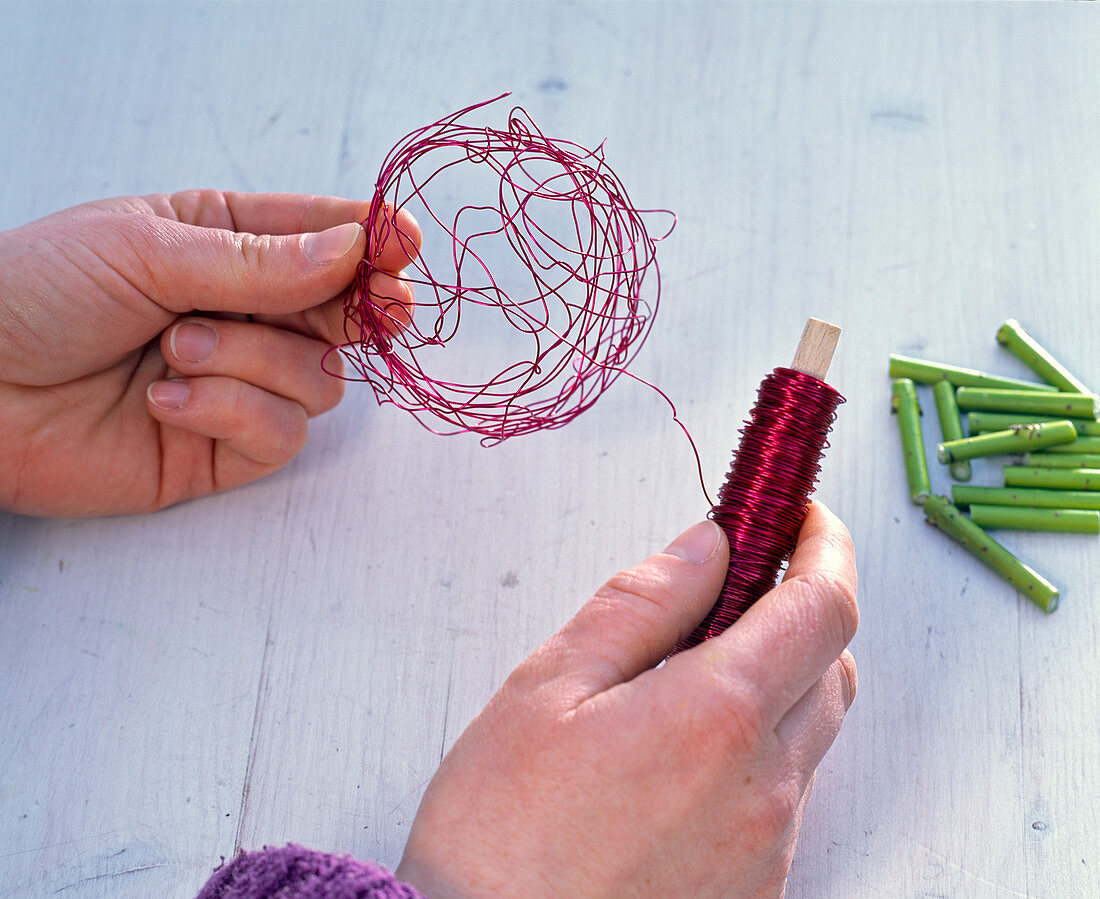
326, 94, 676, 446
673, 367, 845, 653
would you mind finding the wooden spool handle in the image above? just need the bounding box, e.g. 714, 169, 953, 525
790, 317, 841, 381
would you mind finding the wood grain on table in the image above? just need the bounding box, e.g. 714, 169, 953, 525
1, 3, 1097, 897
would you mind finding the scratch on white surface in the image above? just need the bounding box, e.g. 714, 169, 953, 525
869, 107, 928, 130
876, 261, 921, 273
909, 839, 1030, 898
234, 607, 276, 853
438, 670, 454, 765
437, 632, 460, 765
0, 829, 127, 862
49, 863, 167, 893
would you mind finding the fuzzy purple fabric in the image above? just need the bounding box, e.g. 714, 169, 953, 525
195, 844, 425, 899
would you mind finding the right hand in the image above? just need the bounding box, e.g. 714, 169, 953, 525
397, 501, 859, 897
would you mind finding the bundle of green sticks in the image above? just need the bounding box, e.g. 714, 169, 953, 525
890, 319, 1100, 613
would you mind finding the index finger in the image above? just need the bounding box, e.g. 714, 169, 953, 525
694, 501, 859, 729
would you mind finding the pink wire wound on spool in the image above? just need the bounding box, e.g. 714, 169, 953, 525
673, 320, 845, 653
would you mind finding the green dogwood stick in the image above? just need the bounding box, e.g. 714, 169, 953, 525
1042, 436, 1100, 454
1004, 466, 1100, 490
968, 504, 1100, 535
1023, 452, 1100, 469
892, 378, 931, 504
996, 319, 1091, 394
932, 381, 971, 480
955, 388, 1100, 420
937, 420, 1077, 464
922, 495, 1058, 612
952, 484, 1100, 511
888, 354, 1048, 391
966, 412, 1100, 436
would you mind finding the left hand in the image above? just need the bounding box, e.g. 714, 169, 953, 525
0, 190, 420, 516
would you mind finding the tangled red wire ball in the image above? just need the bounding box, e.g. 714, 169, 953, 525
330, 94, 674, 445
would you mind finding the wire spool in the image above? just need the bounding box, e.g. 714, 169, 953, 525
673, 319, 845, 653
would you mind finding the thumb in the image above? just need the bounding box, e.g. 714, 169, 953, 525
528, 520, 729, 700
124, 216, 368, 316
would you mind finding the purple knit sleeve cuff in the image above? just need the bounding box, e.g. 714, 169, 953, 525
195, 844, 426, 899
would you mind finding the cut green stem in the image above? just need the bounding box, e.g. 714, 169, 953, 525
952, 484, 1100, 511
1041, 436, 1100, 454
937, 420, 1077, 463
1023, 452, 1100, 469
968, 504, 1100, 534
996, 319, 1091, 394
1004, 466, 1100, 490
922, 495, 1058, 612
966, 412, 1100, 436
932, 381, 971, 480
888, 354, 1049, 391
892, 378, 931, 504
955, 388, 1100, 420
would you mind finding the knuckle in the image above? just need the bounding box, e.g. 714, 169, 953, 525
501, 647, 556, 698
318, 370, 346, 413
675, 668, 768, 760
250, 416, 307, 467
499, 642, 580, 716
237, 232, 275, 273
743, 777, 804, 855
595, 565, 676, 619
710, 678, 769, 754
791, 567, 859, 648
276, 409, 309, 461
168, 189, 232, 228
109, 215, 176, 297
221, 378, 251, 428
252, 320, 283, 364
226, 381, 308, 464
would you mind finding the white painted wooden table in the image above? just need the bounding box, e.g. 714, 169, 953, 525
2, 3, 1098, 897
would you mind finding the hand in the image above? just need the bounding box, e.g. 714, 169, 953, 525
0, 190, 420, 517
396, 502, 859, 898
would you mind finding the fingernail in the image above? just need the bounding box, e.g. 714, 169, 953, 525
303, 222, 362, 264
170, 320, 217, 364
664, 520, 724, 564
147, 379, 190, 409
